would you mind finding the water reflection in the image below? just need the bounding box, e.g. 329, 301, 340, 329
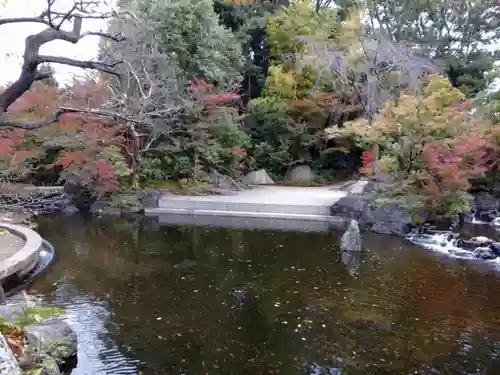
25, 215, 500, 374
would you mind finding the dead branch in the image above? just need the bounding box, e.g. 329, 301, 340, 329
0, 0, 125, 115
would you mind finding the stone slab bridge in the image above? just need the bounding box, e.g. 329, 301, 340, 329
145, 181, 368, 232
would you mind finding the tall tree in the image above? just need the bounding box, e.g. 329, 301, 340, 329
214, 0, 279, 101
99, 0, 249, 183
364, 0, 500, 97
133, 0, 245, 90
304, 13, 438, 175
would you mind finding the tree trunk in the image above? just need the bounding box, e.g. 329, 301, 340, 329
372, 144, 380, 177
128, 123, 141, 189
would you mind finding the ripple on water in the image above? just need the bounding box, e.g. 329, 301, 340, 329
51, 290, 140, 375
30, 215, 500, 374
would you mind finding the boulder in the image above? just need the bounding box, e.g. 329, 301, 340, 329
330, 195, 414, 235
370, 203, 414, 235
340, 220, 362, 252
23, 317, 77, 363
330, 195, 373, 230
0, 303, 26, 321
286, 165, 315, 183
474, 192, 499, 212
241, 169, 275, 185
472, 247, 497, 260
364, 173, 396, 194
89, 200, 121, 216
476, 210, 498, 223
470, 236, 492, 245
456, 239, 480, 251
489, 242, 500, 255
140, 189, 162, 208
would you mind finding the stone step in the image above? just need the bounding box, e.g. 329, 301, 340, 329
157, 197, 331, 216
153, 212, 345, 232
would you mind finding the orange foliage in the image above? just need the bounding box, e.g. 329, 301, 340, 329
3, 83, 63, 120
187, 77, 240, 106
66, 77, 110, 109
419, 131, 489, 202
0, 129, 39, 175
0, 80, 125, 195
46, 110, 126, 197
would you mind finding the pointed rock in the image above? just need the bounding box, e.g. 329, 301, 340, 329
340, 220, 362, 252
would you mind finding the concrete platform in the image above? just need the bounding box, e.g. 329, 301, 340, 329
0, 231, 25, 262
155, 213, 344, 232
0, 223, 42, 282
145, 185, 352, 230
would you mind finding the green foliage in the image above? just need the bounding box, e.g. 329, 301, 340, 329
138, 155, 169, 182
99, 147, 131, 178
4, 0, 496, 197
340, 75, 493, 216
266, 0, 338, 59
243, 97, 296, 178
213, 0, 278, 100
0, 303, 63, 334
138, 0, 245, 89
475, 85, 500, 125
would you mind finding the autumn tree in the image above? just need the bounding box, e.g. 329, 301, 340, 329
0, 0, 128, 128
95, 0, 249, 185
303, 11, 438, 176
336, 75, 494, 217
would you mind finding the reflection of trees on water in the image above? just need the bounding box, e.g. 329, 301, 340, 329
32, 216, 500, 374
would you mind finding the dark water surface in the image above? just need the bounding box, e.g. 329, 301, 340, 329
26, 215, 500, 374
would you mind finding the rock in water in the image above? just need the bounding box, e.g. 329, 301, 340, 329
489, 242, 500, 255
474, 192, 499, 212
340, 220, 362, 252
23, 317, 77, 363
472, 247, 497, 260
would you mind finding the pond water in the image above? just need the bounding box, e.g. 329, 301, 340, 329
24, 215, 500, 374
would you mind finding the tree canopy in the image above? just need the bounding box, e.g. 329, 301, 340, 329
0, 0, 498, 216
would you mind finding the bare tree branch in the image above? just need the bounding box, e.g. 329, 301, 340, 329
0, 112, 64, 129
39, 55, 122, 75
0, 17, 51, 26
0, 0, 125, 115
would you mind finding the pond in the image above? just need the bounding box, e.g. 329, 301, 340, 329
24, 215, 500, 374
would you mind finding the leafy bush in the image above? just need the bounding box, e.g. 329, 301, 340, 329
339, 75, 494, 216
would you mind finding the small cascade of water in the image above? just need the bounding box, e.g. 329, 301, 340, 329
473, 216, 500, 229
406, 213, 500, 262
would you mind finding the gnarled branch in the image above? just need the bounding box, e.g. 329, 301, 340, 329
0, 0, 125, 114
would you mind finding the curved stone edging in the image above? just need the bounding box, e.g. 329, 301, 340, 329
0, 223, 42, 281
